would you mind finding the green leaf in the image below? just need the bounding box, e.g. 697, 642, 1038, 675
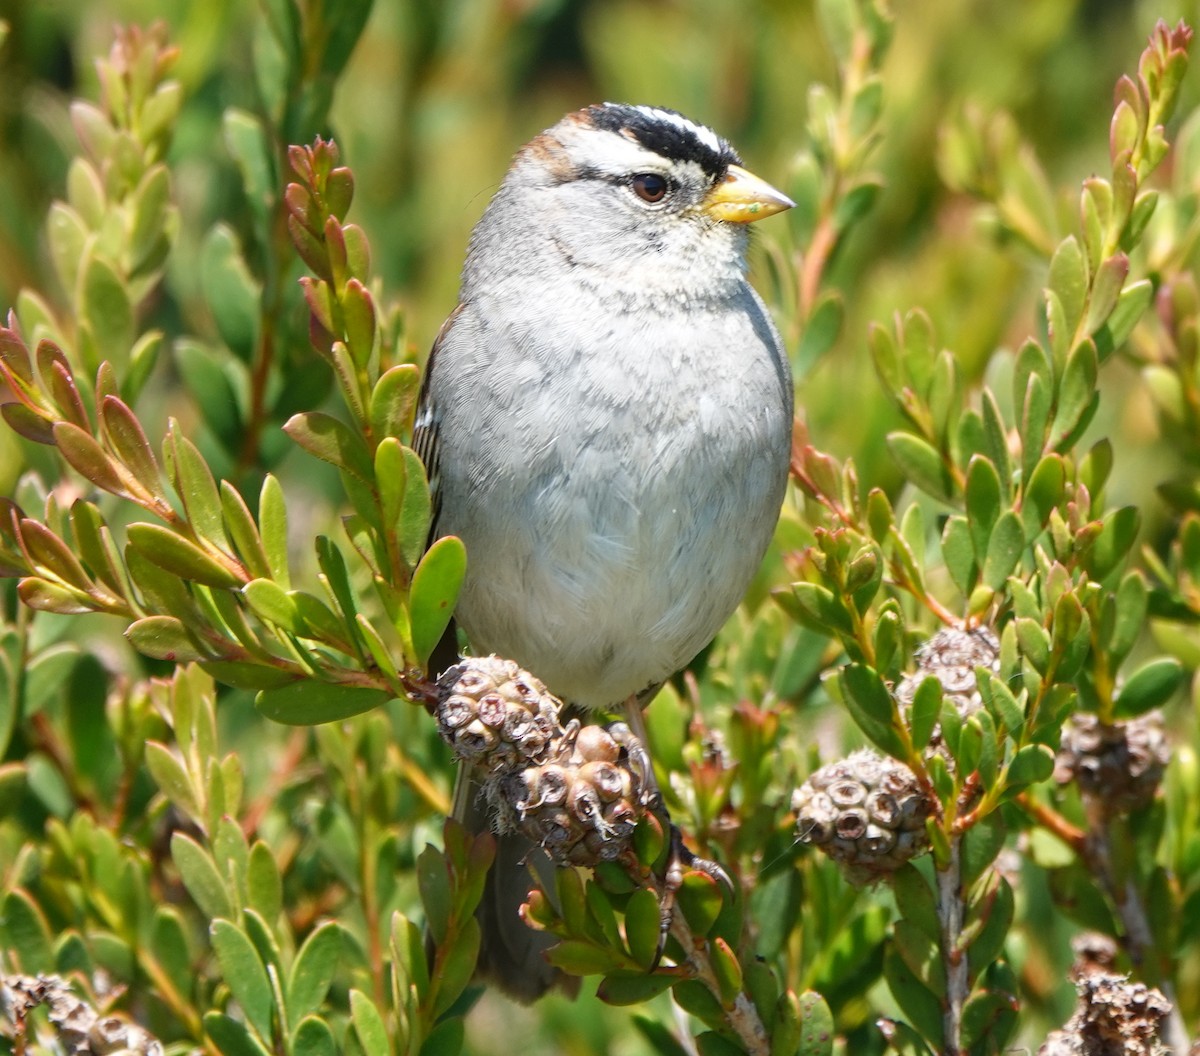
54, 422, 129, 497
981, 511, 1025, 590
797, 292, 844, 374
1114, 658, 1184, 719
940, 516, 976, 598
172, 832, 234, 920
1103, 570, 1147, 666
260, 475, 290, 589
205, 1012, 273, 1056
1020, 455, 1065, 539
292, 1017, 337, 1056
869, 322, 902, 394
247, 841, 283, 925
965, 457, 1002, 561
288, 921, 342, 1020
127, 615, 206, 662
1083, 505, 1140, 582
129, 165, 173, 274
223, 110, 276, 232
145, 741, 199, 819
167, 425, 228, 548
1047, 235, 1087, 333
1094, 278, 1152, 359
212, 919, 275, 1043
283, 411, 373, 481
398, 447, 432, 569
676, 871, 723, 938
1086, 254, 1129, 336
908, 676, 943, 751
597, 972, 675, 1005
838, 664, 906, 757
795, 990, 835, 1056
371, 365, 421, 442
151, 907, 193, 1003
255, 681, 390, 726
419, 1019, 464, 1056
1006, 744, 1055, 791
892, 864, 939, 945
780, 582, 854, 636
671, 978, 726, 1030
409, 535, 466, 667
342, 279, 376, 365
126, 522, 242, 588
1054, 340, 1099, 446
81, 254, 134, 371
200, 661, 296, 691
0, 889, 55, 973
201, 223, 261, 362
884, 946, 944, 1050
431, 915, 480, 1018
47, 202, 89, 296
243, 578, 306, 634
546, 939, 623, 976
965, 878, 1013, 983
624, 887, 662, 971
886, 432, 954, 502
1019, 372, 1052, 485
100, 396, 165, 500
221, 482, 271, 580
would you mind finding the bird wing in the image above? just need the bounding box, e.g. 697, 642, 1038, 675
412, 302, 465, 535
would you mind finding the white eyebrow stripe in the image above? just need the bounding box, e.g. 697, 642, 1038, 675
557, 122, 678, 174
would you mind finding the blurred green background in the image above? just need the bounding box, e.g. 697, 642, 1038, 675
2, 2, 1198, 1052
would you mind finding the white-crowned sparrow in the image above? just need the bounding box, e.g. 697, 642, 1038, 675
415, 102, 794, 1000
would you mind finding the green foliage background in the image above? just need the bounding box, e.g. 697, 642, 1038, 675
3, 1, 1200, 1055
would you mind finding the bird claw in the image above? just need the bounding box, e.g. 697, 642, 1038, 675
647, 820, 733, 972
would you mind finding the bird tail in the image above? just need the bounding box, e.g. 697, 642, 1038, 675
450, 764, 579, 1003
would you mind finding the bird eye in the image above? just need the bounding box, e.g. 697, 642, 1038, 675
631, 173, 669, 203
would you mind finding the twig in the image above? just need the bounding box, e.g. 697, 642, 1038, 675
936, 837, 968, 1056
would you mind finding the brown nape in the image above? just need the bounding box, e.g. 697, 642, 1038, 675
519, 132, 577, 182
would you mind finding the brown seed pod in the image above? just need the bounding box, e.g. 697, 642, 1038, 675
793, 749, 933, 884
1055, 710, 1169, 816
434, 655, 562, 770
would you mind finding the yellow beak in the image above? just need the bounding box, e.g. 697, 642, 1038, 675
701, 164, 795, 223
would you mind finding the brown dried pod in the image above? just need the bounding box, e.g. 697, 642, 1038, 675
1055, 710, 1169, 815
489, 720, 653, 867
894, 625, 1000, 730
793, 748, 933, 884
434, 654, 562, 770
1038, 972, 1171, 1056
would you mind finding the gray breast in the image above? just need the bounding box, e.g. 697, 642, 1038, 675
430, 284, 792, 712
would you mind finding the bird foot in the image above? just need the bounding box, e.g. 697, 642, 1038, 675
646, 820, 734, 971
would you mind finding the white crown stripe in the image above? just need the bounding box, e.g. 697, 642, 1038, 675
629, 105, 724, 154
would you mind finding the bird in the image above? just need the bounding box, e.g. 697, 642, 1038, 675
414, 102, 794, 1001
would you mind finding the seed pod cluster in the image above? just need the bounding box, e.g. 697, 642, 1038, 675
434, 656, 652, 867
894, 625, 1000, 737
792, 748, 933, 884
435, 655, 561, 769
1055, 710, 1169, 816
492, 722, 651, 867
1038, 973, 1171, 1056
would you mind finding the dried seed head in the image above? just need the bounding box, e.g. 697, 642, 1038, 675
895, 627, 1000, 756
435, 655, 562, 770
1038, 973, 1172, 1056
793, 749, 933, 884
1069, 932, 1120, 981
485, 719, 653, 867
1055, 711, 1169, 815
